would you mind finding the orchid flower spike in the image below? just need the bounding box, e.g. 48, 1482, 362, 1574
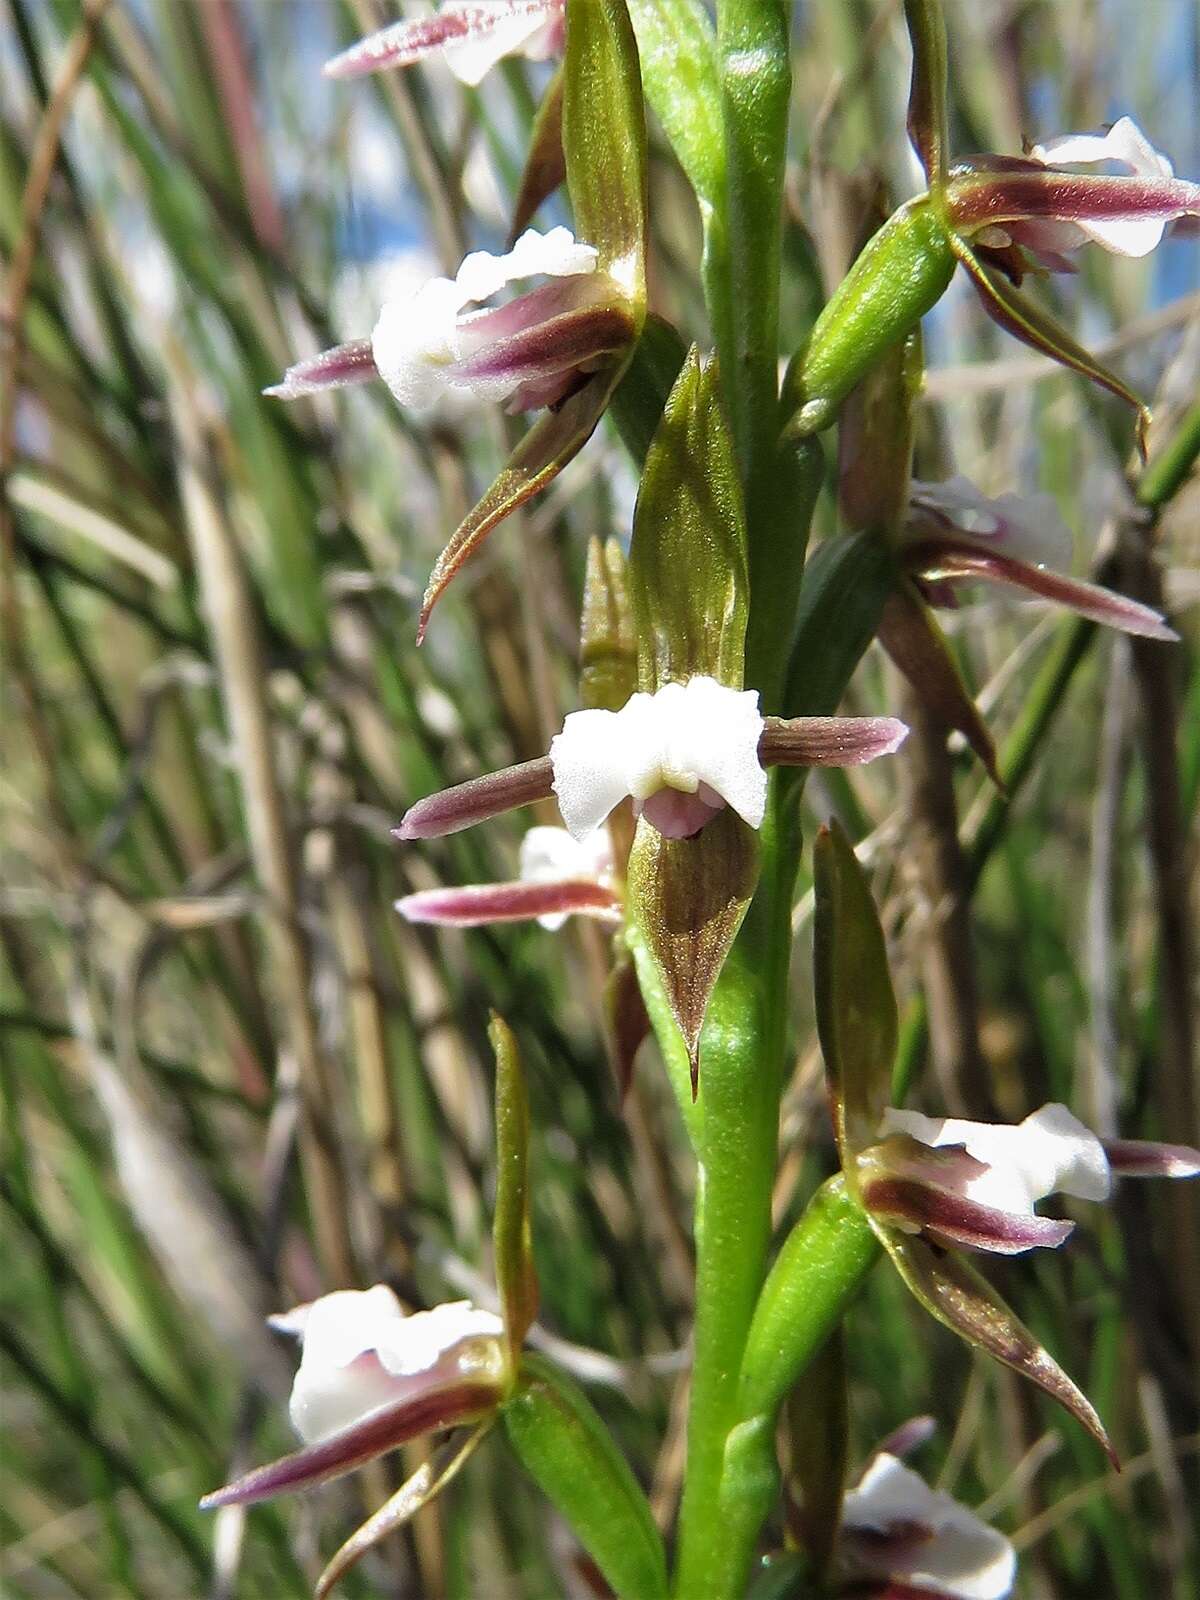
200, 1287, 506, 1510
837, 1450, 1016, 1599
266, 227, 633, 415
396, 825, 620, 930
859, 1102, 1200, 1256
324, 1, 564, 86
946, 117, 1200, 273
902, 476, 1177, 640
396, 676, 909, 846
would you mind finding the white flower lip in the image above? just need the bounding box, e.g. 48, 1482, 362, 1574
879, 1102, 1112, 1218
279, 1286, 503, 1445
549, 676, 767, 842
1029, 115, 1179, 256
519, 825, 615, 929
371, 227, 599, 411
841, 1452, 1016, 1599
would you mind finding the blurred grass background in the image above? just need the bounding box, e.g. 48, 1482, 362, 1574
1, 1, 1197, 1596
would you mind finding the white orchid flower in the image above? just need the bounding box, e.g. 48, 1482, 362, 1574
860, 1102, 1200, 1255
396, 675, 909, 845
838, 1451, 1016, 1599
266, 227, 632, 417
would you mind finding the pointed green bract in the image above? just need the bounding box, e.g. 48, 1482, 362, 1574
628, 346, 749, 692
488, 1014, 538, 1359
951, 234, 1151, 455
418, 365, 628, 638
503, 1355, 669, 1600
903, 0, 950, 184
563, 0, 648, 306
627, 807, 759, 1091
876, 1228, 1116, 1466
813, 822, 898, 1169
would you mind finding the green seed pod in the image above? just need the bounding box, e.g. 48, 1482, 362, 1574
781, 198, 955, 439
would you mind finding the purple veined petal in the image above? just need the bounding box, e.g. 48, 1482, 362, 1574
759, 716, 909, 768
861, 1172, 1076, 1255
908, 540, 1177, 640
1102, 1138, 1200, 1179
454, 272, 612, 344
263, 339, 378, 400
396, 878, 621, 927
199, 1375, 501, 1509
395, 757, 555, 841
323, 1, 560, 80
946, 170, 1200, 237
635, 784, 726, 840
453, 304, 635, 400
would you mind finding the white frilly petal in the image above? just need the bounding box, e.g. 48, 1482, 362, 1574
549, 677, 767, 841
1029, 116, 1176, 255
372, 276, 468, 409
518, 825, 613, 928
880, 1103, 1112, 1216
1030, 116, 1174, 180
550, 707, 642, 840
842, 1453, 1017, 1599
454, 227, 597, 304
282, 1287, 502, 1444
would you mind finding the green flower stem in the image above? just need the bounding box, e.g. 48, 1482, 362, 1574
672, 926, 783, 1600
695, 1180, 880, 1600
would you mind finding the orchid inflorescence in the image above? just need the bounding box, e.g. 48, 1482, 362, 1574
202, 1, 1198, 1595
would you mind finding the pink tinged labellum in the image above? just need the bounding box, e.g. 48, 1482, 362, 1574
396, 879, 620, 927
906, 540, 1177, 640
324, 1, 564, 84
263, 338, 377, 400
395, 756, 554, 841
